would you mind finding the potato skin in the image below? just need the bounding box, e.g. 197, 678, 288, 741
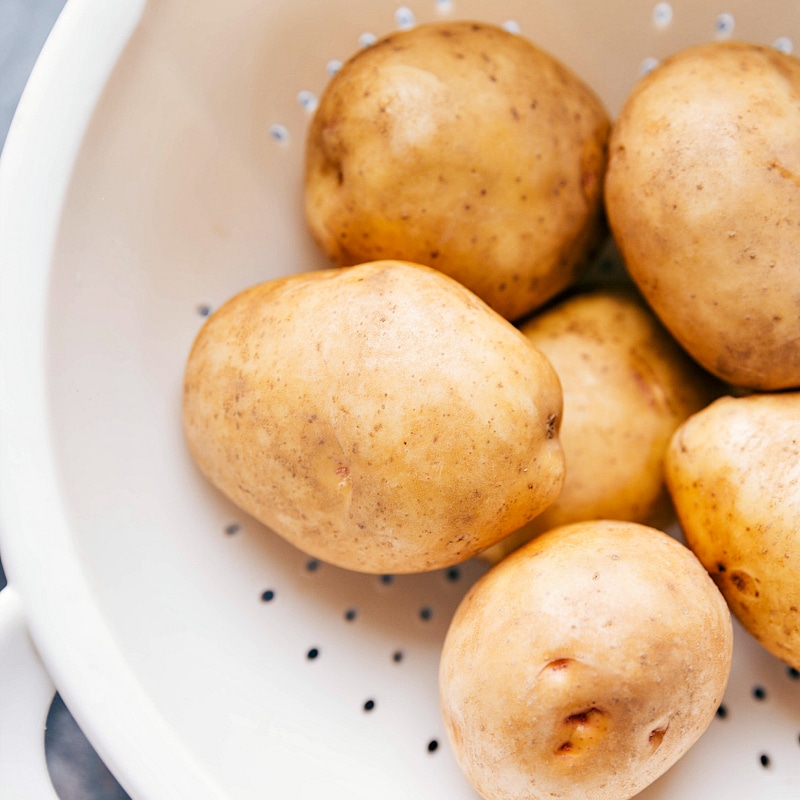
440, 520, 732, 800
182, 261, 564, 573
304, 21, 610, 322
482, 287, 720, 562
605, 41, 800, 390
665, 392, 800, 668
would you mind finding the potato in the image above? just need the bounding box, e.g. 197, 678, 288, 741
182, 261, 564, 574
605, 41, 800, 390
482, 287, 720, 562
665, 392, 800, 669
440, 520, 733, 800
304, 20, 610, 322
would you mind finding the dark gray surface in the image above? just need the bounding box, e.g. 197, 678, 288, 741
1, 0, 131, 796
0, 0, 68, 150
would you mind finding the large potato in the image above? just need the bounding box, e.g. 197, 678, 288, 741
483, 287, 720, 562
665, 392, 800, 669
605, 41, 800, 390
304, 21, 610, 322
440, 520, 733, 800
182, 261, 564, 574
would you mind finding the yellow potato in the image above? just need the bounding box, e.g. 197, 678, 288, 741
605, 41, 800, 390
182, 261, 564, 574
665, 392, 800, 669
483, 287, 720, 562
304, 20, 610, 322
440, 520, 733, 800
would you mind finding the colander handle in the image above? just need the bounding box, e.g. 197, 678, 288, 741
0, 586, 62, 800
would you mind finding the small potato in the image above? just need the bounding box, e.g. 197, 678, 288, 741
440, 520, 733, 800
605, 41, 800, 390
483, 287, 720, 562
665, 392, 800, 669
182, 261, 564, 574
304, 21, 610, 321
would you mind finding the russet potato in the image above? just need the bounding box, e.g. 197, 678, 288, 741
182, 260, 564, 574
665, 392, 800, 669
605, 41, 800, 390
304, 20, 610, 322
440, 520, 733, 800
482, 287, 720, 562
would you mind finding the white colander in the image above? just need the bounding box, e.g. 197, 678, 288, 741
2, 1, 800, 798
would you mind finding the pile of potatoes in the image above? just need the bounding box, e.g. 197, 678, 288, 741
183, 21, 800, 800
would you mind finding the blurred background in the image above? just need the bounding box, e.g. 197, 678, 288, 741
1, 0, 130, 796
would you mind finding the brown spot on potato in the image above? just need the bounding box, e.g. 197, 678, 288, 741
566, 708, 603, 726
649, 724, 668, 751
556, 707, 609, 757
767, 158, 800, 189
540, 657, 575, 674
730, 569, 759, 598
